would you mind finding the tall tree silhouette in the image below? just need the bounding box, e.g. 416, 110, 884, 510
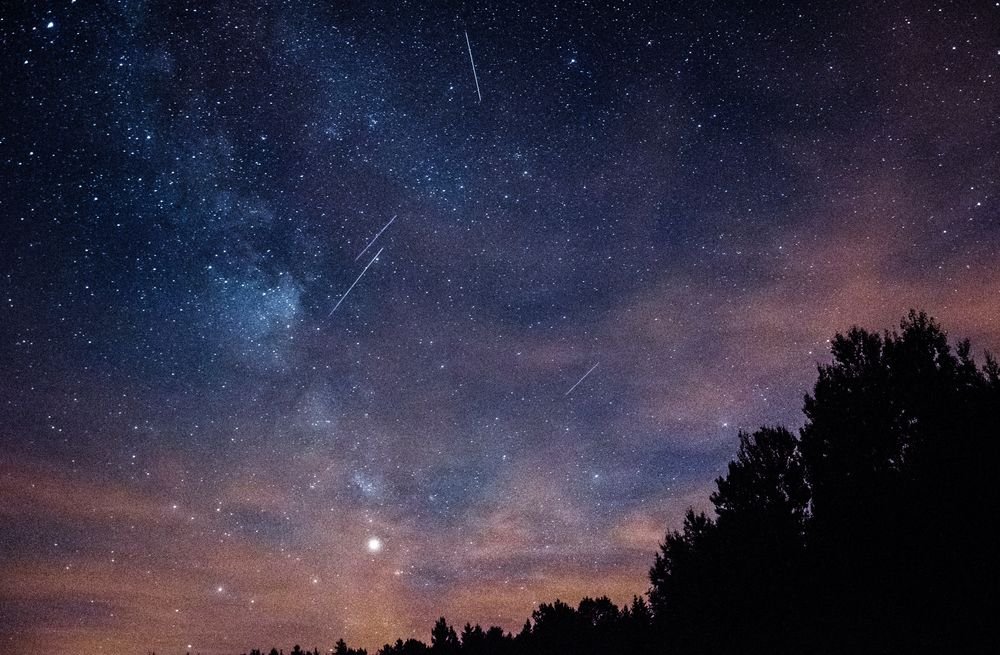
713, 426, 809, 652
431, 617, 460, 654
650, 311, 996, 653
799, 311, 997, 652
649, 427, 809, 653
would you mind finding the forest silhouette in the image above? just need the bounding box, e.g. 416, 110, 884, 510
227, 311, 995, 655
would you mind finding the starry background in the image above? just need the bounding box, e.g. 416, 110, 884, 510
1, 1, 997, 653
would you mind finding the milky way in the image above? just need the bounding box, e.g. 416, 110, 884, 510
1, 2, 997, 653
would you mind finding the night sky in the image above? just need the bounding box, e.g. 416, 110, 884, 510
1, 1, 998, 653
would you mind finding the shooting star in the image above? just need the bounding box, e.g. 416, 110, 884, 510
355, 214, 396, 261
464, 31, 482, 103
329, 247, 384, 316
564, 362, 599, 396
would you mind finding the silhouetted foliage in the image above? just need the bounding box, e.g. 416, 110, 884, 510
796, 311, 997, 653
235, 312, 993, 655
378, 638, 428, 655
334, 638, 368, 655
649, 310, 996, 653
430, 617, 460, 654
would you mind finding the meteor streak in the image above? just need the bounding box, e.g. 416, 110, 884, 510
329, 247, 384, 316
564, 362, 599, 396
355, 214, 396, 261
465, 31, 482, 103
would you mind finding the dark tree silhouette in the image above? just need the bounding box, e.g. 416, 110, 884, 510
431, 617, 460, 654
526, 599, 578, 654
649, 310, 996, 654
618, 595, 654, 655
482, 625, 511, 655
334, 637, 369, 655
378, 638, 428, 655
798, 311, 997, 652
710, 426, 810, 652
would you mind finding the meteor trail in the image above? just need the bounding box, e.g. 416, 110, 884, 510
329, 247, 384, 316
564, 362, 599, 396
355, 214, 396, 261
465, 31, 482, 103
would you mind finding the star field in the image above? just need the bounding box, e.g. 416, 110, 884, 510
1, 2, 998, 653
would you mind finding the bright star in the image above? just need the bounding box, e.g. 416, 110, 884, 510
367, 537, 383, 553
